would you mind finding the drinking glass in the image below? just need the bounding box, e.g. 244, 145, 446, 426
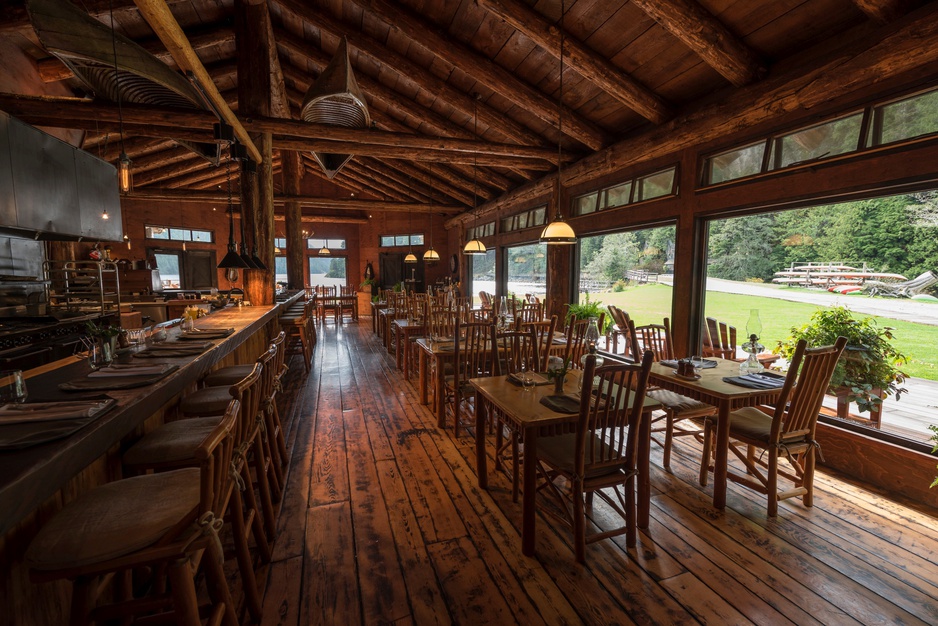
87, 343, 112, 371
690, 354, 704, 373
0, 370, 27, 403
520, 360, 535, 392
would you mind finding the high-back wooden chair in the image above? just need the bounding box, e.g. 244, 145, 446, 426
535, 352, 653, 562
446, 319, 492, 437
627, 317, 717, 469
564, 313, 605, 369
491, 325, 539, 377
607, 305, 635, 359
27, 401, 242, 626
523, 314, 558, 372
703, 316, 737, 359
701, 336, 848, 516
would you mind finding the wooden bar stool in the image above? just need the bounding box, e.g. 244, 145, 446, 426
280, 298, 314, 372
123, 368, 269, 622
178, 349, 281, 538
203, 332, 288, 489
26, 400, 241, 626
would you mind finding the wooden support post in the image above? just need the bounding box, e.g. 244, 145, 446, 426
282, 150, 306, 290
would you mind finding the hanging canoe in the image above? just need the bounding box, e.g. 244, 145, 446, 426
26, 0, 221, 165
301, 37, 370, 179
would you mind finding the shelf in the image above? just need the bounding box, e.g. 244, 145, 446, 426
43, 261, 121, 317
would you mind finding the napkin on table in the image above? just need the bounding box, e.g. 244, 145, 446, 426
88, 364, 171, 378
0, 399, 115, 425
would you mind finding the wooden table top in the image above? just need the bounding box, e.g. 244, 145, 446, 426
649, 359, 783, 401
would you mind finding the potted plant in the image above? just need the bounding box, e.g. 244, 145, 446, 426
566, 293, 611, 333
360, 276, 378, 297
776, 306, 908, 415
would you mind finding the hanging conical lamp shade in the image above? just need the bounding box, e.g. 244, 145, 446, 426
250, 245, 268, 271
218, 154, 249, 269
423, 247, 440, 262
463, 237, 487, 255
404, 251, 418, 263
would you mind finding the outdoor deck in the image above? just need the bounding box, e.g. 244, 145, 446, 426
258, 319, 938, 625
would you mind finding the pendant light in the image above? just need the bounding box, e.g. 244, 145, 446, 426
424, 161, 440, 263
106, 0, 132, 193
241, 159, 268, 270
319, 240, 331, 256
236, 156, 259, 269
463, 94, 487, 256
539, 0, 577, 245
404, 184, 417, 264
217, 148, 250, 269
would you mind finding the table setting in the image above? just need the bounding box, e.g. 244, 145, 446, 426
0, 397, 117, 450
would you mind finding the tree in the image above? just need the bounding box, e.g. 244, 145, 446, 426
707, 214, 777, 281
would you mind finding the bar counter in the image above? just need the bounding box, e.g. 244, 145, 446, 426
0, 291, 302, 626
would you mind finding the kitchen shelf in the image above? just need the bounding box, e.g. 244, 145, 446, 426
43, 260, 121, 316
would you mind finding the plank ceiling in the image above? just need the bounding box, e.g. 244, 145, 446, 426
0, 0, 922, 220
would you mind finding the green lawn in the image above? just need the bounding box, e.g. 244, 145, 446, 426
590, 283, 937, 380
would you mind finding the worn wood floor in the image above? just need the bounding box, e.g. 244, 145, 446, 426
256, 319, 938, 626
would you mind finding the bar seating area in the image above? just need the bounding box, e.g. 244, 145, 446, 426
3, 0, 938, 624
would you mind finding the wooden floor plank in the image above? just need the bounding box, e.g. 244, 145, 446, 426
302, 502, 361, 626
252, 320, 938, 626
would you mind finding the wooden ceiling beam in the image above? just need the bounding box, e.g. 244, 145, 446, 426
376, 160, 476, 207
36, 22, 235, 83
629, 0, 765, 87
94, 137, 177, 163
354, 158, 431, 202
319, 158, 409, 201
851, 0, 907, 23
274, 0, 551, 148
475, 0, 673, 124
132, 0, 262, 163
126, 188, 458, 213
445, 3, 938, 228
277, 36, 532, 184
133, 153, 215, 187
125, 145, 197, 175
345, 0, 607, 151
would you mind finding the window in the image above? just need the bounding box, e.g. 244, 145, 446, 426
469, 248, 496, 306
145, 224, 213, 243
380, 234, 423, 247
306, 238, 347, 250
274, 238, 286, 249
500, 205, 547, 234
153, 252, 180, 289
573, 166, 677, 216
467, 221, 495, 240
275, 256, 287, 285
702, 86, 938, 186
702, 191, 938, 445
577, 225, 676, 310
505, 243, 546, 300
309, 255, 346, 288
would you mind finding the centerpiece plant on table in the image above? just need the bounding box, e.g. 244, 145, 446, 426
775, 306, 907, 415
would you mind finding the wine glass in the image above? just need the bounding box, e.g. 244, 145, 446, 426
0, 370, 27, 403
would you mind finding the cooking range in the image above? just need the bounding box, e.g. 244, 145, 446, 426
0, 314, 103, 370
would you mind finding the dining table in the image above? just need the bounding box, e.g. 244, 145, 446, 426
649, 358, 786, 510
391, 318, 426, 379
471, 370, 660, 557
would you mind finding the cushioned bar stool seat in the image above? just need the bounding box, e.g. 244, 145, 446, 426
180, 385, 231, 416
25, 403, 240, 626
203, 364, 254, 387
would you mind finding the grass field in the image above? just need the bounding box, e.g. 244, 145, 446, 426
590, 283, 937, 380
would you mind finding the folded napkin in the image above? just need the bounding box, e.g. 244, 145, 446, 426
551, 337, 567, 345
88, 364, 171, 378
507, 372, 551, 386
146, 341, 214, 351
179, 328, 234, 340
0, 399, 116, 425
722, 371, 787, 390
660, 359, 718, 369
59, 365, 179, 391
540, 394, 581, 413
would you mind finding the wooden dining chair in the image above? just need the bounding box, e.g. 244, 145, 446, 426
701, 336, 848, 516
628, 318, 717, 470
535, 352, 653, 562
607, 305, 635, 359
523, 315, 558, 372
445, 319, 491, 437
703, 316, 737, 359
564, 313, 604, 369
26, 400, 241, 626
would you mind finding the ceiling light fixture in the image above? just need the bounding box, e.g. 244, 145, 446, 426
463, 94, 487, 256
108, 0, 131, 194
404, 180, 417, 264
539, 0, 577, 245
319, 240, 331, 256
217, 148, 250, 270
424, 162, 440, 263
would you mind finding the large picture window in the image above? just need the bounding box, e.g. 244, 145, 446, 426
309, 255, 346, 288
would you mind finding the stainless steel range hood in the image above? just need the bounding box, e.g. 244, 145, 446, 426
0, 110, 123, 242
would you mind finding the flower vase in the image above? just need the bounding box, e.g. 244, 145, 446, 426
553, 373, 565, 395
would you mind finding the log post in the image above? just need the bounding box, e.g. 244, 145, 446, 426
282, 150, 306, 289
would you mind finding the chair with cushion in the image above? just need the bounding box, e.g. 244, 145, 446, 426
629, 318, 717, 470
26, 400, 241, 626
124, 367, 270, 621
700, 336, 847, 516
535, 351, 653, 562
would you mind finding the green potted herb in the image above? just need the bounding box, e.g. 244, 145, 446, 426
776, 306, 907, 414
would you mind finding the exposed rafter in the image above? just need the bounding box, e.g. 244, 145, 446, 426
475, 0, 673, 125
126, 189, 461, 213
851, 0, 907, 23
